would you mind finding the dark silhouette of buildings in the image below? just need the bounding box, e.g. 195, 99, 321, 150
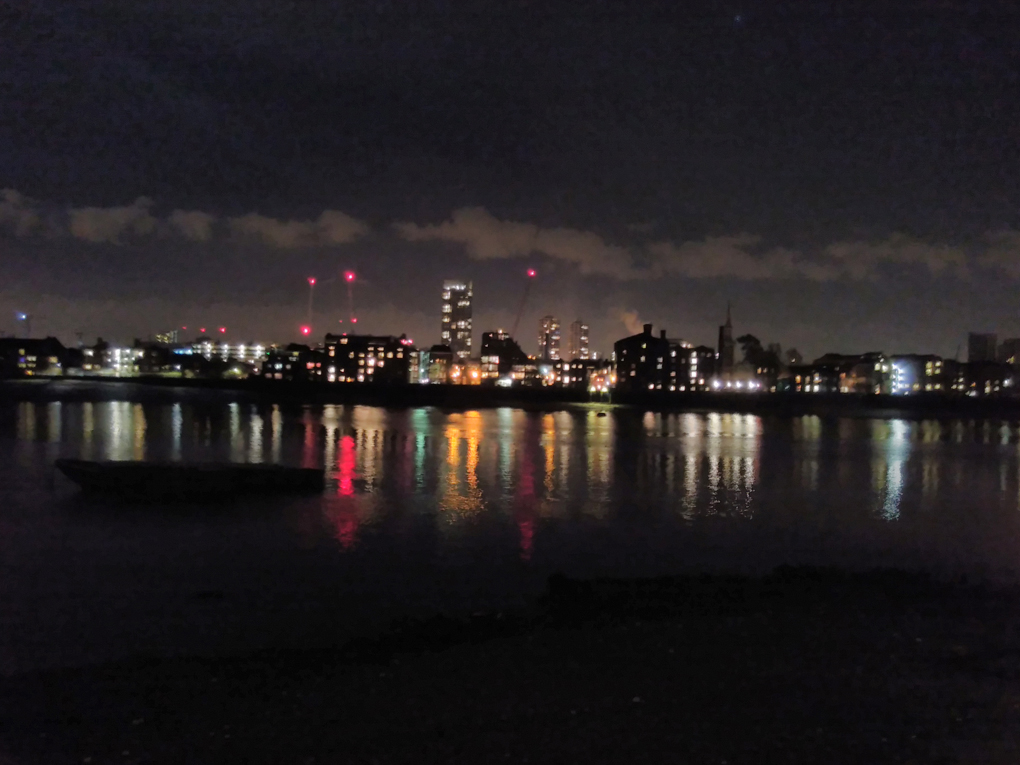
717, 304, 735, 379
0, 337, 67, 378
614, 323, 670, 393
671, 344, 717, 391
261, 344, 321, 382
968, 332, 998, 363
481, 331, 529, 376
423, 344, 453, 384
324, 333, 414, 384
998, 338, 1020, 366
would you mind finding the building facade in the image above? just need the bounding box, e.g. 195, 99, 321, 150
324, 333, 414, 384
480, 330, 529, 377
614, 324, 670, 393
538, 315, 561, 360
261, 344, 322, 382
564, 358, 614, 391
671, 344, 716, 392
567, 320, 590, 360
441, 280, 473, 361
0, 338, 66, 378
422, 344, 453, 384
890, 355, 945, 394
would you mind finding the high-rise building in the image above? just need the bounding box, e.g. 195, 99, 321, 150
567, 320, 590, 359
441, 280, 473, 361
968, 332, 998, 363
718, 303, 735, 378
538, 315, 561, 360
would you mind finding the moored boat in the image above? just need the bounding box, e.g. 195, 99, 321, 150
55, 459, 325, 499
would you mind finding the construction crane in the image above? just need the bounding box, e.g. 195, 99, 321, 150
510, 269, 536, 339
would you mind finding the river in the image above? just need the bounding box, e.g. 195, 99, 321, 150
3, 397, 1020, 674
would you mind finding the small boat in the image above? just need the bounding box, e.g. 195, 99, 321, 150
55, 459, 325, 499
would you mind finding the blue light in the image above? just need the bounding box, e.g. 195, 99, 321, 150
16, 312, 27, 321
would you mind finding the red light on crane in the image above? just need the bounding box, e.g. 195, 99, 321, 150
308, 277, 317, 286
301, 325, 311, 336
344, 271, 356, 282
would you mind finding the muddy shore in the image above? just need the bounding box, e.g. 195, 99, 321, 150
3, 568, 1020, 764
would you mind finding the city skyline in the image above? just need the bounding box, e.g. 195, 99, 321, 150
2, 2, 1018, 359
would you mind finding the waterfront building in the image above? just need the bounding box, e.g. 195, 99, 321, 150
948, 360, 1015, 396
538, 315, 561, 360
324, 333, 414, 384
998, 338, 1020, 366
441, 280, 473, 361
423, 344, 453, 384
783, 353, 890, 394
564, 358, 614, 391
0, 337, 66, 378
614, 323, 670, 393
671, 344, 716, 392
186, 339, 267, 365
567, 320, 590, 360
481, 330, 529, 377
890, 355, 945, 394
261, 344, 323, 382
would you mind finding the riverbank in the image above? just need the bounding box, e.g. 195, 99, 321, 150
5, 375, 1020, 420
2, 568, 1019, 764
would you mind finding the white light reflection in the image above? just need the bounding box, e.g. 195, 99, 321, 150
247, 405, 262, 464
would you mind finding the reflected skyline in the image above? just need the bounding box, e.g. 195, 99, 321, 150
7, 401, 1020, 558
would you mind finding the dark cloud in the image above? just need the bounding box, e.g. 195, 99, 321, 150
2, 1, 1019, 356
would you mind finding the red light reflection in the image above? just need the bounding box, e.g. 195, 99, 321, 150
331, 435, 359, 549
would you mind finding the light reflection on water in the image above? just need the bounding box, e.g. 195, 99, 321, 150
5, 401, 1020, 562
8, 399, 1020, 672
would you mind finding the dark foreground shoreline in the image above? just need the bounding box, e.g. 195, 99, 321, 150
3, 568, 1020, 764
5, 376, 1020, 420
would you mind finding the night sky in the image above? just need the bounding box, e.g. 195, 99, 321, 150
2, 0, 1018, 359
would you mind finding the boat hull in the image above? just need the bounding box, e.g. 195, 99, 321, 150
55, 459, 325, 499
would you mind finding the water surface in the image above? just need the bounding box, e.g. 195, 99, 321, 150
3, 398, 1020, 673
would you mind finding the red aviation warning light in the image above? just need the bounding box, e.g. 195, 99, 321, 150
344, 270, 357, 323
527, 268, 536, 277
308, 277, 317, 286
301, 325, 311, 336
219, 327, 226, 334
